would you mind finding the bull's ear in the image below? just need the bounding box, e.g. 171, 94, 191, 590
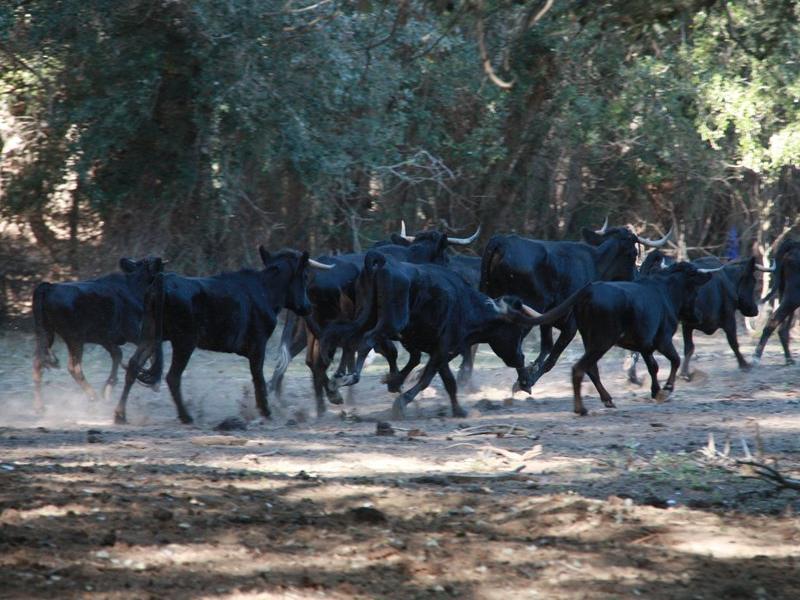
258, 245, 271, 266
153, 257, 165, 273
438, 233, 449, 253
119, 258, 136, 273
301, 251, 310, 265
581, 228, 604, 245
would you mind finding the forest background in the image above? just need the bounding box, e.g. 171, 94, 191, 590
1, 0, 799, 320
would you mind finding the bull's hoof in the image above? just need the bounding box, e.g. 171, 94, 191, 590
680, 372, 692, 382
452, 406, 468, 418
383, 374, 403, 393
627, 375, 642, 386
178, 414, 195, 425
511, 380, 532, 395
785, 357, 795, 366
113, 412, 127, 425
655, 390, 671, 403
739, 361, 752, 371
574, 406, 588, 416
391, 396, 407, 420
334, 373, 359, 388
751, 355, 762, 366
327, 389, 344, 405
602, 399, 616, 408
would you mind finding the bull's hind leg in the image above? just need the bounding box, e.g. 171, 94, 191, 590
249, 343, 270, 420
585, 363, 614, 408
115, 340, 156, 424
722, 316, 750, 370
456, 344, 478, 387
626, 352, 642, 385
32, 329, 56, 414
438, 363, 467, 418
680, 325, 695, 380
66, 341, 100, 403
571, 342, 613, 416
778, 314, 794, 365
306, 334, 332, 417
754, 302, 796, 363
33, 355, 45, 415
641, 352, 661, 399
102, 344, 123, 401
165, 341, 196, 424
391, 357, 440, 420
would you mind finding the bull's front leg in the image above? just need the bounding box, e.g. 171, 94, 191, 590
391, 357, 441, 420
526, 319, 578, 389
656, 340, 681, 402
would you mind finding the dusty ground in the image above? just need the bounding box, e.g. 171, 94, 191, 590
1, 323, 800, 599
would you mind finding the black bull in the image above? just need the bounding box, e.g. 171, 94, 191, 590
754, 239, 800, 365
114, 248, 332, 424
323, 252, 536, 419
522, 262, 714, 415
627, 255, 764, 382
480, 223, 670, 392
266, 226, 481, 416
32, 257, 164, 412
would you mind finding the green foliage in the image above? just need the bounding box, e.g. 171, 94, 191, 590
1, 0, 799, 273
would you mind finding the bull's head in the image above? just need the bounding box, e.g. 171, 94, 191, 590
259, 246, 333, 317
119, 256, 166, 290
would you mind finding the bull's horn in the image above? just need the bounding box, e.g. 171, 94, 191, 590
697, 265, 725, 273
521, 303, 543, 319
448, 225, 482, 246
595, 216, 609, 234
308, 258, 335, 270
660, 257, 669, 269
636, 226, 673, 248
400, 220, 415, 242
754, 260, 776, 272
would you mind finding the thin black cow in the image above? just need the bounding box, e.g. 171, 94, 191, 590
522, 262, 715, 415
114, 248, 332, 424
325, 252, 535, 419
754, 239, 800, 365
480, 220, 670, 392
32, 257, 164, 412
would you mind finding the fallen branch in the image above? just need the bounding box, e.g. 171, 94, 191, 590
452, 423, 536, 439
698, 432, 800, 492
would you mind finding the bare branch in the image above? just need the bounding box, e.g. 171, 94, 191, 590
527, 0, 555, 28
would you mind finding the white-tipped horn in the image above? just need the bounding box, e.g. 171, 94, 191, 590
754, 260, 776, 272
399, 220, 415, 242
308, 258, 335, 270
521, 303, 543, 319
660, 258, 669, 269
448, 225, 482, 246
697, 266, 725, 273
636, 226, 673, 248
595, 216, 609, 234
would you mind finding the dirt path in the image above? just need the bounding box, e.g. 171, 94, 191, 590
1, 327, 799, 599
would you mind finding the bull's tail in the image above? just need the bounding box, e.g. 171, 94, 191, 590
273, 312, 298, 375
524, 285, 590, 327
134, 272, 165, 386
479, 235, 504, 294
321, 251, 384, 355
32, 283, 59, 369
761, 263, 782, 303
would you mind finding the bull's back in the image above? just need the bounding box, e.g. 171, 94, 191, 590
45, 280, 140, 345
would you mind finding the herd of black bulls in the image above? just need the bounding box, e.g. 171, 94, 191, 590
31, 220, 794, 424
